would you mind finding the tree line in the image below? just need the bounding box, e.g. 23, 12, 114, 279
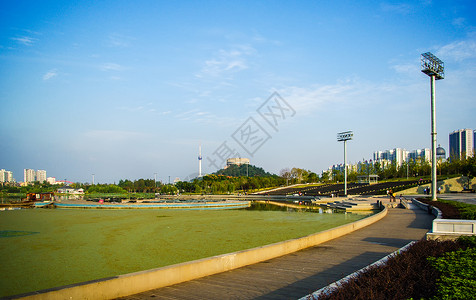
321, 155, 476, 183
2, 155, 474, 196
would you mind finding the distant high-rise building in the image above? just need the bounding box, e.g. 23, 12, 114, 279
47, 177, 56, 185
24, 169, 36, 183
408, 148, 431, 162
374, 147, 436, 166
373, 148, 408, 166
36, 170, 47, 183
1, 169, 14, 182
449, 129, 474, 160
5, 171, 13, 182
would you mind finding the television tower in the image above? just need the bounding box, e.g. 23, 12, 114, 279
198, 144, 202, 177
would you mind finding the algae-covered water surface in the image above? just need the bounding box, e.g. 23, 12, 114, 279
0, 206, 371, 297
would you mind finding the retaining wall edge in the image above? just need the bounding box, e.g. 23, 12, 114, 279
12, 207, 388, 300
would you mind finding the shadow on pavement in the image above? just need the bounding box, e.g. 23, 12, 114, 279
406, 208, 434, 229
361, 237, 414, 248
253, 251, 389, 300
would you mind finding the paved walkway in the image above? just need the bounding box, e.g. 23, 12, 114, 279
119, 201, 434, 300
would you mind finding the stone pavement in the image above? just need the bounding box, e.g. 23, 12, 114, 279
119, 201, 434, 300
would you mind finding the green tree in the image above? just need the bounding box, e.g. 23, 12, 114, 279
307, 172, 319, 183
160, 184, 177, 195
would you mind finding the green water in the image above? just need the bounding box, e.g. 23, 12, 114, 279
0, 207, 371, 297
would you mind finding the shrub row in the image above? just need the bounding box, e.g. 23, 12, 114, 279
316, 236, 476, 300
417, 197, 476, 220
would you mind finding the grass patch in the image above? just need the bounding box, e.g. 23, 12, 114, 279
439, 199, 476, 220
0, 207, 370, 297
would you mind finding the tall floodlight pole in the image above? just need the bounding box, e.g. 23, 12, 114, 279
421, 52, 444, 201
337, 131, 353, 196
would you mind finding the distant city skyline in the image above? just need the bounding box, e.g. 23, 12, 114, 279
3, 128, 471, 184
1, 1, 475, 183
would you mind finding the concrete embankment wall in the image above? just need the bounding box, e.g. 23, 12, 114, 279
14, 207, 388, 300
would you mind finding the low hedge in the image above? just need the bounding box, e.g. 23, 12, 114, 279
417, 198, 476, 220
316, 236, 476, 300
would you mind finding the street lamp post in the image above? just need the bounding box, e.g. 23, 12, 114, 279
421, 52, 444, 201
366, 160, 370, 184
337, 131, 353, 196
407, 161, 409, 180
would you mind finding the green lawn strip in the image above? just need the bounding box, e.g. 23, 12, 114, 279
438, 199, 476, 220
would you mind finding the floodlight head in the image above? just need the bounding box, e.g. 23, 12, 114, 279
421, 52, 444, 80
337, 131, 353, 142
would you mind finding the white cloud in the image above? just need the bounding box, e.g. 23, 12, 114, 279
437, 39, 476, 62
117, 105, 172, 116
195, 45, 255, 78
82, 130, 148, 143
380, 3, 413, 15
176, 109, 207, 121
42, 69, 58, 80
108, 33, 134, 47
276, 81, 356, 114
391, 63, 420, 75
117, 105, 144, 112
10, 36, 37, 46
176, 109, 237, 125
452, 17, 466, 28
100, 63, 123, 71
276, 77, 418, 116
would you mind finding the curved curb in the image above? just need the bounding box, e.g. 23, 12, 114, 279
299, 240, 416, 300
412, 198, 476, 239
411, 198, 442, 218
11, 207, 388, 300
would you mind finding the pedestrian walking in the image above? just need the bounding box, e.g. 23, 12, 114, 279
389, 189, 396, 202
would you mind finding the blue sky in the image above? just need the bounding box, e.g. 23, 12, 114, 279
1, 0, 475, 183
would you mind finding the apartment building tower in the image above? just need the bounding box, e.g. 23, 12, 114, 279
373, 148, 407, 167
449, 129, 474, 160
24, 169, 36, 183
36, 170, 47, 183
0, 169, 13, 182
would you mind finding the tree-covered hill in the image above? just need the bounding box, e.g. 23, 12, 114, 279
214, 164, 274, 177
